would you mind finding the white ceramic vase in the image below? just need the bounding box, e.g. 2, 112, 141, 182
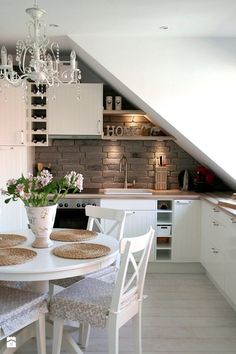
25, 204, 57, 248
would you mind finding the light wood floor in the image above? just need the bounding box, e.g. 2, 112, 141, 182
17, 274, 236, 353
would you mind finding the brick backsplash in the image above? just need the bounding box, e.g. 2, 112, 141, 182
35, 139, 200, 190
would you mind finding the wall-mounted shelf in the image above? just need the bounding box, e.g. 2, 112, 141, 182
103, 110, 146, 116
103, 109, 174, 141
102, 134, 174, 141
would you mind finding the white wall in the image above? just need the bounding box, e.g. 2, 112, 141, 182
69, 35, 236, 188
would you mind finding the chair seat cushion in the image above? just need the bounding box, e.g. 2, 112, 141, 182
0, 286, 48, 338
85, 265, 117, 283
50, 278, 113, 328
50, 277, 138, 328
50, 265, 117, 289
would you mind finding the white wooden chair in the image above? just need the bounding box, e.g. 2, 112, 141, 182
50, 227, 154, 354
50, 205, 128, 291
0, 286, 48, 354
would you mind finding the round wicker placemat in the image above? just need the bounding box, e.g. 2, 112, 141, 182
0, 248, 37, 266
53, 243, 111, 259
50, 229, 97, 242
0, 234, 27, 249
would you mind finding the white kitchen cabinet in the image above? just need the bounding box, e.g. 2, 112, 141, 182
222, 213, 236, 307
0, 80, 26, 145
0, 146, 34, 231
48, 83, 103, 136
172, 200, 201, 262
100, 199, 156, 261
201, 201, 226, 289
201, 201, 235, 300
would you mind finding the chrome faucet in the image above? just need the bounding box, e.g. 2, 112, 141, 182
119, 155, 128, 188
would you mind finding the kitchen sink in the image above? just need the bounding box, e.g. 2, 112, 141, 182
102, 188, 153, 195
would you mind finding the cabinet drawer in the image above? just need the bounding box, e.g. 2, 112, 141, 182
101, 199, 156, 210
157, 225, 172, 236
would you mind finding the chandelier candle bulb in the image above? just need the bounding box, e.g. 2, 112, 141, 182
70, 51, 76, 70
1, 46, 7, 66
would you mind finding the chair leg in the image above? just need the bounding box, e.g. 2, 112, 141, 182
52, 319, 64, 354
107, 318, 119, 354
36, 314, 46, 354
79, 322, 91, 348
133, 309, 142, 354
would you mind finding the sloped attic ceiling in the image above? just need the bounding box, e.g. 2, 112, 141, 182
67, 35, 236, 190
1, 0, 236, 189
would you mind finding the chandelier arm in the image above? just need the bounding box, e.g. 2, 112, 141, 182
0, 0, 81, 87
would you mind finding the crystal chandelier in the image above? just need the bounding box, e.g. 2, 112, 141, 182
0, 0, 81, 90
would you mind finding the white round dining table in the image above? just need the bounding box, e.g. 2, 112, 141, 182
0, 229, 119, 292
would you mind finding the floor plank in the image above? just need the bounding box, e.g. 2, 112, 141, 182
15, 274, 236, 353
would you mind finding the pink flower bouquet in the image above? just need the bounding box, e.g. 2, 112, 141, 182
1, 170, 83, 207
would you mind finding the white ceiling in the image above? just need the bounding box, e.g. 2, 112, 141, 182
1, 0, 236, 51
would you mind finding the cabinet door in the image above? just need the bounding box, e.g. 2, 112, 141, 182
224, 220, 236, 307
201, 201, 226, 290
0, 146, 29, 231
48, 84, 103, 135
0, 81, 26, 145
172, 200, 201, 262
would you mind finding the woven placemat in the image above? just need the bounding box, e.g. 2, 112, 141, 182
0, 248, 37, 266
50, 229, 97, 242
0, 234, 27, 249
53, 243, 111, 259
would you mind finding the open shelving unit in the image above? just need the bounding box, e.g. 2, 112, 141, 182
156, 200, 173, 261
27, 83, 50, 146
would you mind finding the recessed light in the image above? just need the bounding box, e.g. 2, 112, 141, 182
159, 25, 168, 30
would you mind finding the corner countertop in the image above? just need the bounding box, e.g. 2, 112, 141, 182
64, 189, 236, 219
200, 192, 236, 219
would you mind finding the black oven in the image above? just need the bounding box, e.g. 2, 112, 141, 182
54, 198, 100, 229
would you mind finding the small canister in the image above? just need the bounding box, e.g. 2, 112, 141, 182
106, 96, 113, 110
115, 96, 122, 110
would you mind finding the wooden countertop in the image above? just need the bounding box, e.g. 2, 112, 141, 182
66, 189, 201, 200
64, 189, 236, 218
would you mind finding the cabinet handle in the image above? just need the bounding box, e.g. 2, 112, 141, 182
212, 207, 219, 212
97, 120, 101, 134
20, 130, 24, 144
212, 221, 219, 226
0, 146, 14, 150
176, 200, 191, 204
17, 130, 24, 144
211, 247, 219, 254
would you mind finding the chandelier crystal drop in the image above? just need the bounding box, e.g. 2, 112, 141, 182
0, 0, 81, 90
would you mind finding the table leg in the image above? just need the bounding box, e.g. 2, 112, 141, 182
31, 281, 49, 293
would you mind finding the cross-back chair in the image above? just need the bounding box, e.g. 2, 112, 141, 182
49, 205, 128, 292
0, 286, 48, 354
50, 227, 154, 354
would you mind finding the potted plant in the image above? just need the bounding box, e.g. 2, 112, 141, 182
1, 170, 83, 248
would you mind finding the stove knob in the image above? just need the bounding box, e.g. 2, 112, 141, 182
59, 203, 63, 208
76, 203, 81, 208
92, 203, 97, 206
64, 203, 68, 208
82, 203, 86, 208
